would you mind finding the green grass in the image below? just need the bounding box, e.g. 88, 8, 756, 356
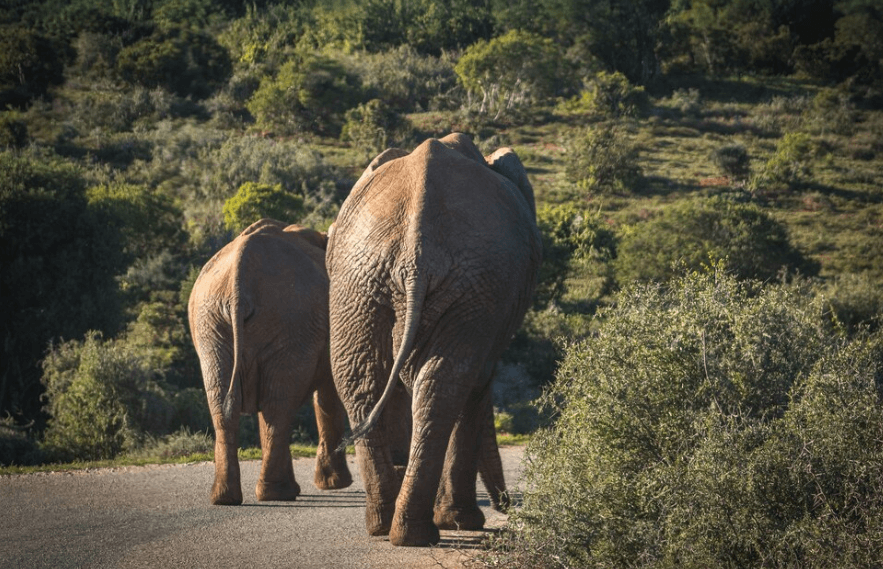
0, 438, 528, 476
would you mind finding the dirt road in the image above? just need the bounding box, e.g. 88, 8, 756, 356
0, 446, 524, 569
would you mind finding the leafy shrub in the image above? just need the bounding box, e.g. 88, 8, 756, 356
132, 126, 342, 243
0, 111, 28, 149
0, 150, 125, 423
455, 30, 567, 121
819, 271, 883, 333
503, 306, 594, 394
41, 332, 176, 462
753, 131, 815, 192
246, 52, 362, 136
403, 0, 495, 55
342, 46, 459, 112
535, 203, 616, 307
804, 87, 857, 136
71, 31, 123, 80
86, 182, 184, 262
485, 269, 883, 568
223, 182, 305, 233
710, 143, 751, 180
171, 387, 213, 434
64, 87, 180, 134
564, 71, 647, 119
217, 3, 309, 71
123, 290, 200, 390
0, 25, 64, 108
116, 26, 232, 100
668, 87, 702, 117
565, 123, 642, 194
341, 99, 412, 159
0, 416, 42, 466
615, 196, 817, 284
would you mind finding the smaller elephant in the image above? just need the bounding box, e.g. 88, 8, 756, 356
188, 219, 352, 505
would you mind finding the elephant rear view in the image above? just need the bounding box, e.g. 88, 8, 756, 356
327, 133, 541, 546
188, 219, 352, 505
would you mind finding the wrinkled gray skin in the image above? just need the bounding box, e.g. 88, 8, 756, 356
189, 219, 352, 506
327, 133, 541, 546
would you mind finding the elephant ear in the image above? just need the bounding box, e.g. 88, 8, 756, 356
284, 224, 328, 251
241, 218, 287, 237
354, 147, 409, 188
485, 148, 536, 217
438, 132, 485, 163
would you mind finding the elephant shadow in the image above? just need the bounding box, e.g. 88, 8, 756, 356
241, 489, 367, 509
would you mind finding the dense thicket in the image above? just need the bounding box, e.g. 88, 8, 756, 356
486, 269, 883, 567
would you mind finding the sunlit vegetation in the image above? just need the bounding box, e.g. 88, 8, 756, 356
1, 0, 881, 562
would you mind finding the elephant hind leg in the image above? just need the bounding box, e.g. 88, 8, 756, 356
255, 407, 300, 502
390, 357, 483, 547
211, 421, 243, 506
434, 383, 492, 531
208, 381, 243, 505
312, 381, 353, 490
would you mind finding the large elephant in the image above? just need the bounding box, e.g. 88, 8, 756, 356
327, 133, 541, 546
188, 219, 352, 506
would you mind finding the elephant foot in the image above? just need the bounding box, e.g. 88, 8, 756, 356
365, 502, 395, 537
389, 515, 441, 547
434, 505, 485, 531
211, 482, 243, 506
314, 455, 353, 490
256, 479, 301, 502
314, 467, 353, 490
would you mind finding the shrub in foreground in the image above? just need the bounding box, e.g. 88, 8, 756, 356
483, 269, 883, 568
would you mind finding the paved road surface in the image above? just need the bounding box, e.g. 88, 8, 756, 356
1, 446, 524, 569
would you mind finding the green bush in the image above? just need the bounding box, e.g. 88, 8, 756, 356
753, 131, 816, 192
563, 71, 647, 119
0, 416, 42, 466
455, 30, 567, 121
341, 99, 412, 159
218, 3, 310, 71
710, 143, 750, 180
668, 87, 702, 117
804, 87, 857, 136
246, 52, 362, 136
0, 150, 125, 424
0, 111, 28, 149
819, 271, 883, 333
343, 46, 459, 112
87, 182, 184, 262
565, 123, 642, 194
116, 26, 231, 100
535, 203, 616, 307
41, 332, 176, 462
485, 269, 883, 568
222, 182, 305, 233
615, 196, 815, 284
0, 25, 64, 108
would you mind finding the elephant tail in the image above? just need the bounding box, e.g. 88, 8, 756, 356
224, 269, 254, 418
345, 271, 427, 446
479, 407, 510, 512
